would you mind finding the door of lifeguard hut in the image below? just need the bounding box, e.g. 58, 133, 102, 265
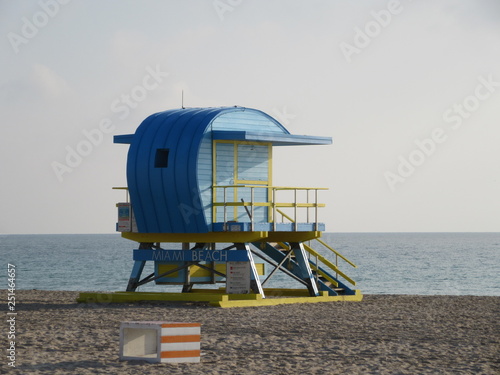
213, 140, 272, 226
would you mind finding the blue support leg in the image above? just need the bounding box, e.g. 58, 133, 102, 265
126, 260, 146, 292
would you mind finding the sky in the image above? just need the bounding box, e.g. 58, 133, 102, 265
1, 0, 499, 234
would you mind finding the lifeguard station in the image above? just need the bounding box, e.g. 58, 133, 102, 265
78, 107, 361, 307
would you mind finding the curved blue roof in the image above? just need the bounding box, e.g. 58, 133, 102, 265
116, 107, 332, 234
123, 107, 286, 233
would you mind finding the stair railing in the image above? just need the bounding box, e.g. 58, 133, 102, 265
276, 208, 357, 286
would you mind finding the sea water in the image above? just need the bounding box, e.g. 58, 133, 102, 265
1, 233, 498, 296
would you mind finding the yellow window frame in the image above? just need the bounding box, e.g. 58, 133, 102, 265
212, 140, 272, 221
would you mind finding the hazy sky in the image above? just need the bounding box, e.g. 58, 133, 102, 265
1, 0, 499, 234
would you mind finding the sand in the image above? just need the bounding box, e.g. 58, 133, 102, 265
2, 290, 499, 374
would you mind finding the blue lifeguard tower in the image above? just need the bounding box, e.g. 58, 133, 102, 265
81, 107, 361, 307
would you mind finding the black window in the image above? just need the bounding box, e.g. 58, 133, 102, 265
155, 149, 169, 168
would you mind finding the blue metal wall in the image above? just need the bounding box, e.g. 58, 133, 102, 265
197, 130, 213, 227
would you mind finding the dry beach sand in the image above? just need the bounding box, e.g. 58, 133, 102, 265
3, 290, 499, 374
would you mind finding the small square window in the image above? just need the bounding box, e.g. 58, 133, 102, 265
155, 149, 169, 168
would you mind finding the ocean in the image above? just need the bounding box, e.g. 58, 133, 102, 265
1, 232, 499, 296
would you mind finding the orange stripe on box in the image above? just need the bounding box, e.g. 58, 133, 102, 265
160, 350, 201, 359
161, 335, 201, 343
161, 323, 201, 328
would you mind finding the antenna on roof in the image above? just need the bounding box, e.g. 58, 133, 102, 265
181, 90, 184, 109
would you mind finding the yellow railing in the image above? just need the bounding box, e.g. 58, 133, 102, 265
212, 185, 327, 231
113, 187, 130, 202
314, 238, 357, 268
276, 208, 357, 286
276, 241, 356, 287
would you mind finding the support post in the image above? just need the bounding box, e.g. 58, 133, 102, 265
290, 242, 319, 296
182, 242, 191, 292
126, 260, 146, 292
235, 243, 265, 298
127, 242, 154, 291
